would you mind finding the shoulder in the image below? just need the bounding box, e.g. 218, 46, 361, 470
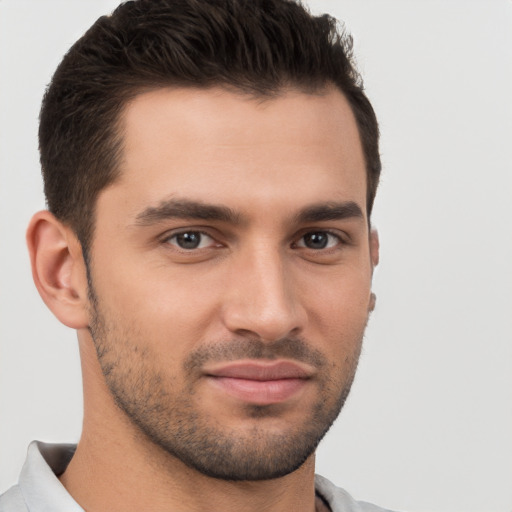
0, 485, 28, 512
315, 474, 399, 512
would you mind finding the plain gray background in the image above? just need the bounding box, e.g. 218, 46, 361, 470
0, 1, 511, 511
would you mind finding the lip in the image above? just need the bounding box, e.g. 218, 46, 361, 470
204, 360, 313, 405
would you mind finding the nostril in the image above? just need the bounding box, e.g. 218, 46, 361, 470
225, 306, 305, 344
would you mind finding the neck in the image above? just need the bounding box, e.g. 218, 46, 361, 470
61, 437, 318, 512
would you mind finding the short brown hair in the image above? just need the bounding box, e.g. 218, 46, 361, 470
39, 0, 381, 253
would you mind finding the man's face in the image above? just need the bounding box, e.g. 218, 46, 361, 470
86, 87, 376, 480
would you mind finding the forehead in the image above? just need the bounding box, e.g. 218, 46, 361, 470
103, 86, 366, 221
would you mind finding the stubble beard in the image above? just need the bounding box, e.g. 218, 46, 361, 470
87, 285, 364, 481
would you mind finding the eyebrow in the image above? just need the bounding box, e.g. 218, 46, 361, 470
134, 198, 364, 227
294, 201, 364, 224
135, 199, 242, 226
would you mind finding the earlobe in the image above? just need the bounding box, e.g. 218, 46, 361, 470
26, 211, 90, 329
368, 292, 377, 312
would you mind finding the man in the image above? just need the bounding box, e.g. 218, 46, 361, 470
0, 0, 388, 510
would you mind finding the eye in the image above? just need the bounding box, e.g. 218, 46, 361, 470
296, 231, 341, 250
166, 231, 216, 250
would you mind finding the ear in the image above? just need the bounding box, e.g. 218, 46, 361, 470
369, 228, 380, 269
368, 228, 379, 312
26, 210, 90, 329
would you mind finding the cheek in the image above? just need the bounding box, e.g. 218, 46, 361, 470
303, 268, 372, 347
91, 254, 225, 352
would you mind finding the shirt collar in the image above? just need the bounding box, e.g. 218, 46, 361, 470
19, 441, 83, 512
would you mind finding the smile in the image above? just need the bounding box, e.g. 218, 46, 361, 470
204, 361, 313, 405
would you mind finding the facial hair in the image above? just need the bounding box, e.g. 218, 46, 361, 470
88, 285, 364, 481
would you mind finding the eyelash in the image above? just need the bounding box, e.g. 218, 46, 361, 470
163, 230, 218, 251
293, 230, 344, 251
162, 229, 347, 252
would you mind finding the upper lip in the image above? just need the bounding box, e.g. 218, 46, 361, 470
204, 360, 313, 381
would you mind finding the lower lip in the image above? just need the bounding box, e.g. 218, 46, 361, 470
208, 377, 307, 405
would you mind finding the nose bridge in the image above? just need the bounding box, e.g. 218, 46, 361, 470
222, 241, 304, 341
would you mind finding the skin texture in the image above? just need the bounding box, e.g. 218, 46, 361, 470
27, 86, 379, 512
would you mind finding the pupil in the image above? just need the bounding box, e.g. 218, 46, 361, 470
305, 232, 328, 249
177, 232, 200, 249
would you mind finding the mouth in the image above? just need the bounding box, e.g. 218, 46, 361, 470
203, 360, 314, 405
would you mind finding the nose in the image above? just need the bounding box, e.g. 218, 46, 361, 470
221, 246, 306, 342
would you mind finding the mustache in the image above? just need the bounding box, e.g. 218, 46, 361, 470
183, 337, 327, 373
